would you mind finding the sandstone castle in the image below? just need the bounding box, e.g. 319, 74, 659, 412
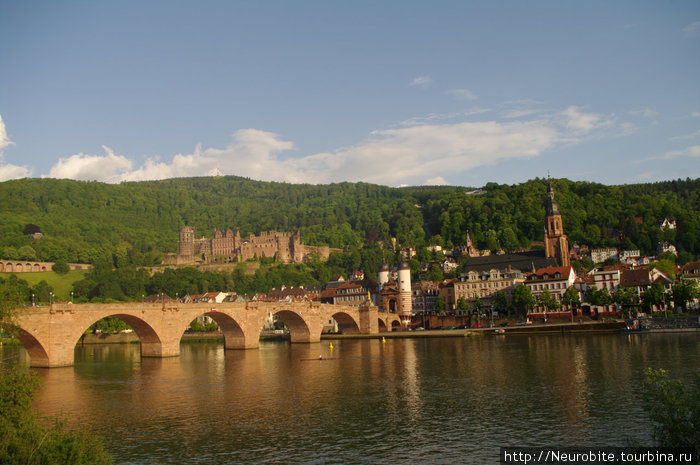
173, 226, 337, 265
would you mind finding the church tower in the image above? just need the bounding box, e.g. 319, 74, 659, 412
544, 181, 570, 267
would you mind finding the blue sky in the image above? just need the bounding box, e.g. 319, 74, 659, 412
0, 0, 698, 187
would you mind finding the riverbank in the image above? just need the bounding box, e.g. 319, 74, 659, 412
324, 320, 627, 340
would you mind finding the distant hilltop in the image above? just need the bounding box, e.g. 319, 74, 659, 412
166, 226, 341, 265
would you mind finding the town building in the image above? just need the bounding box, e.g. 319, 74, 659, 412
619, 250, 641, 265
680, 260, 700, 285
525, 265, 576, 305
657, 242, 677, 256
620, 268, 673, 297
320, 280, 375, 307
660, 218, 677, 230
590, 248, 619, 264
411, 281, 440, 314
448, 267, 525, 314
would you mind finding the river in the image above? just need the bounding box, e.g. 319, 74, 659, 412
2, 333, 698, 464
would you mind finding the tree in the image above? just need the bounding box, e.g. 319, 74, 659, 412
641, 282, 666, 313
456, 296, 469, 313
23, 223, 41, 236
586, 285, 612, 307
434, 295, 446, 315
671, 280, 700, 312
513, 284, 535, 317
52, 260, 70, 274
472, 296, 482, 316
0, 281, 113, 465
614, 286, 639, 316
642, 368, 699, 448
492, 291, 509, 316
561, 286, 580, 314
537, 288, 561, 317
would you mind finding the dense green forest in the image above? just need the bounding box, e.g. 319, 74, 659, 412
1, 176, 699, 269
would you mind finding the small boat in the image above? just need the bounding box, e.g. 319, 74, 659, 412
300, 356, 344, 361
495, 328, 506, 334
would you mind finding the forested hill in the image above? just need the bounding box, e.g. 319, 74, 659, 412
0, 176, 698, 265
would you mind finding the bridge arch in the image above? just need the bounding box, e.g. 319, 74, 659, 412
80, 313, 164, 358
185, 311, 251, 350
273, 309, 313, 343
15, 328, 50, 368
378, 318, 387, 332
331, 311, 360, 335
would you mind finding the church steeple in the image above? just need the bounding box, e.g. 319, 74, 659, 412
546, 181, 560, 216
543, 180, 570, 267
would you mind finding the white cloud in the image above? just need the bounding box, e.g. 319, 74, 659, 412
669, 130, 700, 141
288, 119, 559, 186
447, 88, 478, 100
425, 176, 448, 185
0, 115, 13, 152
559, 106, 615, 134
40, 103, 632, 186
0, 164, 32, 182
692, 112, 700, 118
503, 109, 544, 119
46, 146, 133, 182
411, 76, 433, 86
682, 21, 700, 37
0, 114, 31, 181
653, 145, 700, 160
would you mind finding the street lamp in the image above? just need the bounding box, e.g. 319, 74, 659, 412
71, 291, 73, 303
32, 293, 35, 307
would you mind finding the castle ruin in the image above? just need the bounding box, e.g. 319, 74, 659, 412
174, 226, 335, 265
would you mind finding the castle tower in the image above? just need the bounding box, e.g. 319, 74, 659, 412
378, 262, 390, 288
398, 261, 413, 327
178, 226, 195, 256
544, 182, 570, 267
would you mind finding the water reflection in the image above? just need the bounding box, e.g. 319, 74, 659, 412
2, 333, 698, 464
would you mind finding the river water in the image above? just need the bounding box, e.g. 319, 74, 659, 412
3, 333, 699, 464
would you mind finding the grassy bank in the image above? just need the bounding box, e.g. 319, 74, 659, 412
0, 270, 88, 301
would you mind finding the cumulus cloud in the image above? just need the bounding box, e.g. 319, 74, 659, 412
411, 76, 433, 86
0, 114, 31, 181
46, 146, 133, 182
40, 104, 631, 186
287, 119, 559, 185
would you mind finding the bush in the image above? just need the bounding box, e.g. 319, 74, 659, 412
0, 365, 113, 465
52, 260, 70, 274
642, 368, 699, 448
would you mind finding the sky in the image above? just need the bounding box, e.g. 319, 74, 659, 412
0, 1, 699, 187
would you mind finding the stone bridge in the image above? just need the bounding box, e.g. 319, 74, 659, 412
14, 301, 402, 367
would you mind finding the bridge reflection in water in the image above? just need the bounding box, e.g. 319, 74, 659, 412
15, 301, 401, 367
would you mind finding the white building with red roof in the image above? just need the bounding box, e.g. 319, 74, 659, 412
526, 266, 576, 303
